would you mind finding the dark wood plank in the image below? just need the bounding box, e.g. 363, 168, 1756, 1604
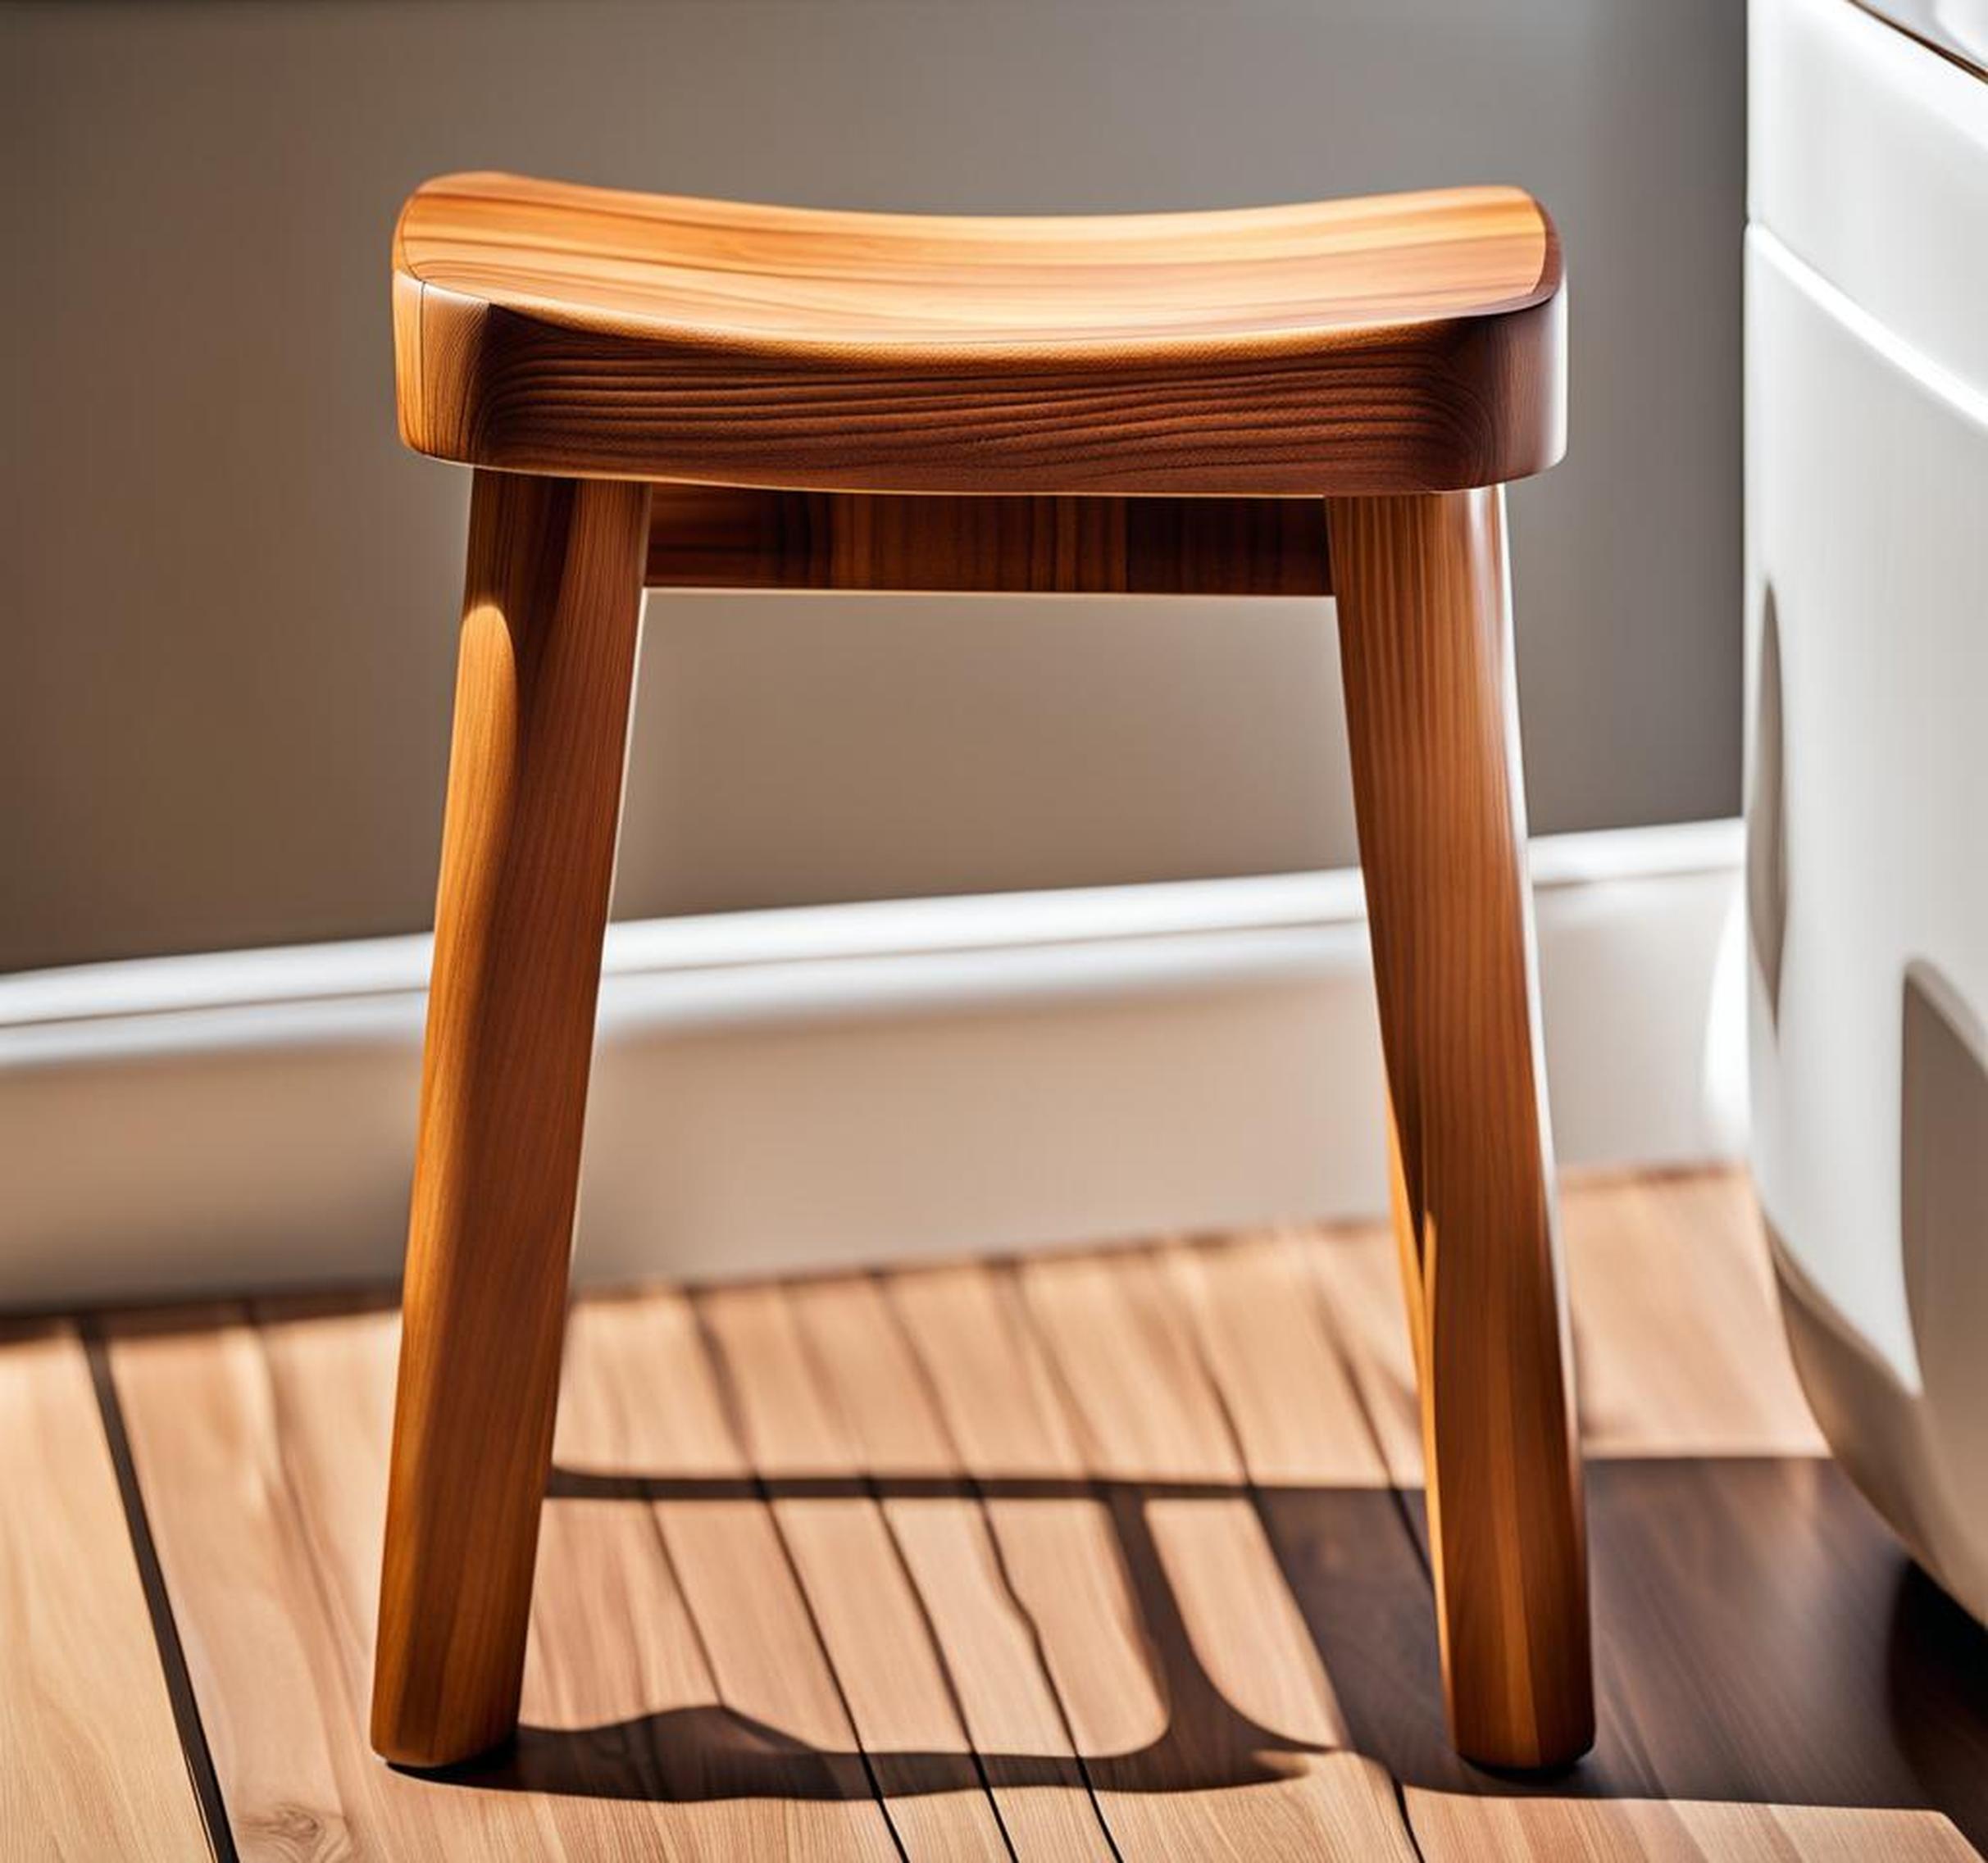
1308, 1172, 1988, 1853
644, 484, 1331, 595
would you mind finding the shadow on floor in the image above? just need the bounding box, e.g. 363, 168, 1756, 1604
430, 1470, 1378, 1804
412, 1458, 1988, 1854
1281, 1457, 1988, 1852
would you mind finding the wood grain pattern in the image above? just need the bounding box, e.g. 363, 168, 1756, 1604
1317, 1169, 1829, 1493
1011, 1251, 1421, 1861
784, 1275, 1118, 1861
881, 1264, 1184, 1846
112, 1307, 370, 1858
253, 1294, 776, 1857
0, 1322, 211, 1861
107, 1295, 894, 1858
373, 470, 652, 1768
553, 1290, 902, 1859
694, 1282, 1012, 1858
1563, 1171, 1827, 1460
1308, 1173, 1988, 1847
1327, 487, 1592, 1770
80, 1174, 1988, 1856
394, 171, 1564, 494
1408, 1791, 1981, 1862
644, 484, 1331, 595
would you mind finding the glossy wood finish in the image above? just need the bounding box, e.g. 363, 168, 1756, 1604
69, 1173, 1987, 1857
372, 470, 652, 1769
1327, 488, 1593, 1769
0, 1323, 212, 1860
645, 484, 1332, 595
377, 171, 1590, 1779
394, 172, 1564, 494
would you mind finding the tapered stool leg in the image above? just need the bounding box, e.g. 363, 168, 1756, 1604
1327, 488, 1594, 1770
371, 469, 651, 1767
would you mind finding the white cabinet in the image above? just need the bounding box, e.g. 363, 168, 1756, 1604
1749, 0, 1988, 1623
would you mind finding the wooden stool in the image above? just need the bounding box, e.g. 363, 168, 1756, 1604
372, 171, 1592, 1775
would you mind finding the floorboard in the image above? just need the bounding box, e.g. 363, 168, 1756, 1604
546, 1288, 903, 1859
0, 1320, 212, 1861
107, 1294, 899, 1859
1563, 1171, 1827, 1460
48, 1168, 1986, 1861
1174, 1228, 1472, 1788
1316, 1168, 1830, 1498
885, 1261, 1198, 1859
1306, 1172, 1988, 1853
695, 1279, 1014, 1858
788, 1272, 1118, 1860
1013, 1247, 1421, 1860
1408, 1789, 1981, 1861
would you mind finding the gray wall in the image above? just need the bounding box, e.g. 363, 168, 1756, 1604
2, 0, 1744, 973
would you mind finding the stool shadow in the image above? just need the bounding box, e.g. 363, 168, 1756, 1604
406, 1458, 1988, 1856
411, 1467, 1417, 1804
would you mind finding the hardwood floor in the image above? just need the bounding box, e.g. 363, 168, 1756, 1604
0, 1323, 214, 1859
4, 1170, 1983, 1859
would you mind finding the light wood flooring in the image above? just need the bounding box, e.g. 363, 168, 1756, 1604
5, 1170, 1986, 1860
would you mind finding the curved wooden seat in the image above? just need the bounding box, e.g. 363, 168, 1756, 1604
393, 172, 1563, 495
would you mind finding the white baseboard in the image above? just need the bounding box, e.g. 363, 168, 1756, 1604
0, 820, 1746, 1307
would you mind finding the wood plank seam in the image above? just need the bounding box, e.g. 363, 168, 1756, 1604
1157, 1240, 1442, 1863
838, 1269, 1129, 1863
1286, 1235, 1440, 1590
81, 1322, 238, 1863
83, 1175, 1988, 1858
783, 1302, 1030, 1861
243, 1301, 433, 1834
1001, 1252, 1281, 1773
684, 1290, 947, 1860
1388, 1776, 1434, 1863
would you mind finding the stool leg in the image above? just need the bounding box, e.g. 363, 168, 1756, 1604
371, 470, 651, 1767
1326, 488, 1594, 1770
